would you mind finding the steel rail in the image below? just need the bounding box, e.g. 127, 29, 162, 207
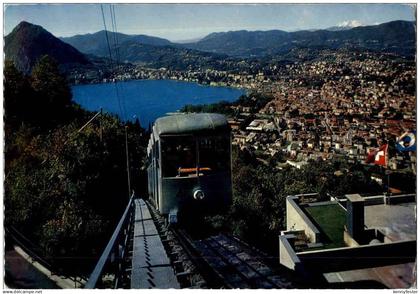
204, 235, 280, 288
170, 228, 226, 288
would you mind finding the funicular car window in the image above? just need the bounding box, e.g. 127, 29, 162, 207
198, 136, 230, 174
161, 136, 197, 177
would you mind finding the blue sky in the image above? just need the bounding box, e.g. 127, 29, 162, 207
4, 4, 416, 41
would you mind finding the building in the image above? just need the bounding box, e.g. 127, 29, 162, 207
246, 119, 268, 132
279, 193, 416, 288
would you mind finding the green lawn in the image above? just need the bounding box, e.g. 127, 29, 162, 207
305, 204, 347, 249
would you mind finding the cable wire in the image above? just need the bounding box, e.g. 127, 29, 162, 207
100, 5, 114, 64
110, 4, 128, 121
100, 4, 125, 121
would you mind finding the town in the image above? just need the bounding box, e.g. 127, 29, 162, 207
71, 48, 416, 177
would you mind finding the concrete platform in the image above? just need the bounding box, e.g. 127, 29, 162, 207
131, 199, 179, 289
364, 202, 416, 242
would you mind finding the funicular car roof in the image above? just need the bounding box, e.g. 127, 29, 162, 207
153, 113, 229, 138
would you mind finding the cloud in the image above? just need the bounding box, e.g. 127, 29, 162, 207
337, 20, 363, 28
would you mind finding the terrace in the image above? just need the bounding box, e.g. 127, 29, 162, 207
279, 193, 416, 288
304, 203, 347, 249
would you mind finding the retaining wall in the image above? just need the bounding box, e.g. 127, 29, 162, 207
286, 196, 321, 243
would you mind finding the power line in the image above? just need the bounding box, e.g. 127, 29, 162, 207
109, 4, 128, 121
110, 5, 121, 65
25, 110, 103, 171
99, 4, 131, 200
100, 4, 125, 121
100, 5, 114, 64
113, 5, 122, 65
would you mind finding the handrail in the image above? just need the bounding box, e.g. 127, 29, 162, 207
85, 194, 134, 288
6, 226, 56, 273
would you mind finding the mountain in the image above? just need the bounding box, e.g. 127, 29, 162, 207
326, 20, 363, 31
173, 37, 204, 44
184, 30, 290, 57
5, 22, 225, 74
5, 21, 90, 74
183, 20, 416, 57
326, 25, 356, 31
61, 31, 172, 57
61, 30, 227, 69
110, 40, 227, 69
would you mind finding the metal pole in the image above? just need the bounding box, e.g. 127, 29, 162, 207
77, 111, 101, 133
125, 126, 131, 199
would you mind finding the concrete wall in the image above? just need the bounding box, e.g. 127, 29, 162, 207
279, 237, 416, 274
387, 194, 416, 204
362, 195, 384, 205
297, 240, 416, 273
279, 235, 301, 271
286, 196, 321, 243
335, 193, 416, 206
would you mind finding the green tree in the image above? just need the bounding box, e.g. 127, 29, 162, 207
4, 60, 35, 126
30, 55, 73, 125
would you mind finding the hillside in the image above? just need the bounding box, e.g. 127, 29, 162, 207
61, 30, 173, 57
183, 20, 416, 57
4, 21, 90, 74
112, 40, 227, 69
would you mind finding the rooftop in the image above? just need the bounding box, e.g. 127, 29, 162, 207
304, 203, 347, 249
153, 113, 229, 137
364, 202, 416, 242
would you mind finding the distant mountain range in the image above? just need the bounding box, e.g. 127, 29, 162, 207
62, 31, 227, 67
325, 25, 358, 31
326, 20, 364, 31
4, 22, 224, 72
182, 20, 416, 57
4, 21, 90, 74
61, 20, 415, 59
4, 20, 416, 74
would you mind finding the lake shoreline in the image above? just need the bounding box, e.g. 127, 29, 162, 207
72, 77, 248, 93
72, 79, 245, 126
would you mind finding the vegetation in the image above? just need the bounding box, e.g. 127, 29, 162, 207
180, 92, 273, 115
4, 56, 147, 276
180, 100, 235, 116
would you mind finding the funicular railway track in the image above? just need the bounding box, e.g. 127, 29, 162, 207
173, 229, 295, 289
145, 200, 296, 289
194, 234, 294, 289
85, 197, 298, 289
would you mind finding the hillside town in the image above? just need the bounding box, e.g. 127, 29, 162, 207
71, 49, 416, 175
229, 51, 415, 175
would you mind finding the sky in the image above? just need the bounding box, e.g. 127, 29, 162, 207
4, 3, 416, 42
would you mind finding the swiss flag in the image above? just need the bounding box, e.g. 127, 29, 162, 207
366, 144, 388, 167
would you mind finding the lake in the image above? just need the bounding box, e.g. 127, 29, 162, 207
72, 79, 245, 127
